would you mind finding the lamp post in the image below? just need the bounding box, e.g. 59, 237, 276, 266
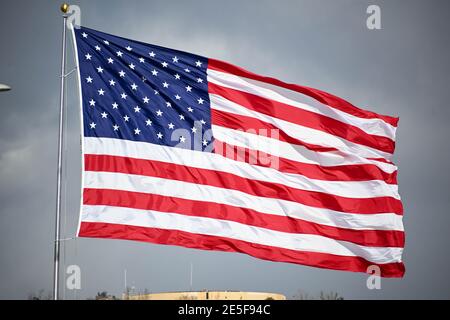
0, 84, 11, 92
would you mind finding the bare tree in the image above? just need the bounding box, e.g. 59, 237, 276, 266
291, 290, 343, 300
95, 291, 118, 300
27, 289, 51, 300
319, 291, 344, 300
291, 290, 313, 300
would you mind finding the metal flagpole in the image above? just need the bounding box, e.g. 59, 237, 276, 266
53, 3, 70, 300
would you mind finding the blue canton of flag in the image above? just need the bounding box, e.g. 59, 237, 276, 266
74, 26, 213, 151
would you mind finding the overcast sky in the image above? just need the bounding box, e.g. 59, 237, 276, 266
0, 0, 449, 299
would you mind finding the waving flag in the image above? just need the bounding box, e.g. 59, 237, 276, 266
73, 26, 404, 277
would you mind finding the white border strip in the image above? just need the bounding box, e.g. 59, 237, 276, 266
70, 26, 84, 237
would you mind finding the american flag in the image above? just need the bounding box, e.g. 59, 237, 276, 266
73, 26, 404, 277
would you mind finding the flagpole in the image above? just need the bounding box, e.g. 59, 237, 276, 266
53, 3, 70, 300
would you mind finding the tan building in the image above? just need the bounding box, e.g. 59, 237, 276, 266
125, 291, 285, 300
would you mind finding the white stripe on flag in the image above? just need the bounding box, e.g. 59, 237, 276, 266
209, 94, 393, 161
81, 204, 403, 264
84, 137, 399, 199
211, 124, 398, 178
207, 69, 397, 140
84, 170, 404, 231
208, 94, 397, 172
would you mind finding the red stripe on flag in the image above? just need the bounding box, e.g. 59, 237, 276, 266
208, 58, 399, 127
209, 82, 395, 155
213, 140, 398, 184
83, 188, 405, 247
84, 154, 403, 215
211, 108, 336, 152
78, 221, 405, 277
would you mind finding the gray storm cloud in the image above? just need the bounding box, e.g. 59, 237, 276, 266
0, 0, 449, 299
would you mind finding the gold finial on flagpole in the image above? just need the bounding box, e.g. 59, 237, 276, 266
60, 3, 69, 14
